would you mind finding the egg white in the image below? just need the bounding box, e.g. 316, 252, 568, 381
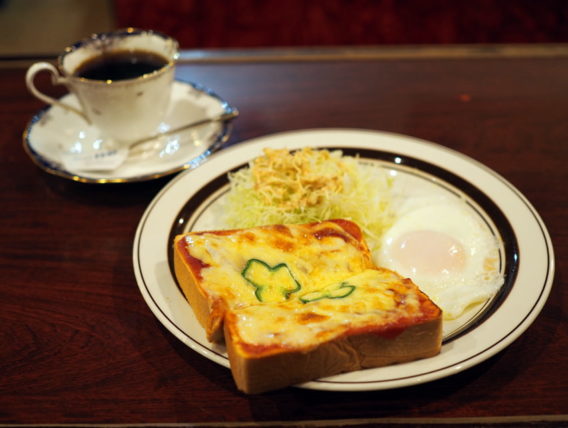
376, 199, 504, 320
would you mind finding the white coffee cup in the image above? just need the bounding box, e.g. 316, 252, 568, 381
26, 28, 179, 147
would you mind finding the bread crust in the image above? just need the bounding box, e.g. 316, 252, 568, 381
173, 235, 225, 342
225, 316, 442, 394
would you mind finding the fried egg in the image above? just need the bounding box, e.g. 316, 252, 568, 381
377, 200, 504, 320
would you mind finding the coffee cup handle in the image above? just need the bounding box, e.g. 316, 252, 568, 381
25, 62, 91, 124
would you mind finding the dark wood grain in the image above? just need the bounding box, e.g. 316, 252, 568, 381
0, 48, 567, 425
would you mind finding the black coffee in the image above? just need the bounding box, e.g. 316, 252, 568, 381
74, 50, 168, 81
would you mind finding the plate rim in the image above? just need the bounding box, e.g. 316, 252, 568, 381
22, 79, 236, 184
133, 128, 555, 391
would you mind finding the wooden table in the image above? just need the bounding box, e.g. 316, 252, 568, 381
1, 46, 567, 426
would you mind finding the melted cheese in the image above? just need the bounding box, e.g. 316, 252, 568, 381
231, 269, 424, 350
184, 221, 373, 308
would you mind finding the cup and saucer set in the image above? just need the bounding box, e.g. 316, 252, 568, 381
23, 28, 237, 184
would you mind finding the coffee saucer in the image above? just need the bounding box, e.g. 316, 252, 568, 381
23, 80, 236, 183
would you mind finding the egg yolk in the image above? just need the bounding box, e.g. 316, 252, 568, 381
391, 230, 466, 278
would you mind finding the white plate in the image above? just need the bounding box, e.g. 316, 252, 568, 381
133, 129, 554, 391
23, 80, 236, 183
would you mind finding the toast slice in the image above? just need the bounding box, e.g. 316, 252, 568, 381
173, 220, 442, 393
225, 268, 442, 393
173, 219, 375, 342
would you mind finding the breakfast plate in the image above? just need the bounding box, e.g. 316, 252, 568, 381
23, 79, 236, 183
133, 129, 554, 391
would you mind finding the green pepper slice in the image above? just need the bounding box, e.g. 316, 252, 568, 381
300, 281, 356, 304
241, 258, 302, 303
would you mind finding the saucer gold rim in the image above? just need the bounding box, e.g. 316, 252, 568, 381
22, 79, 236, 184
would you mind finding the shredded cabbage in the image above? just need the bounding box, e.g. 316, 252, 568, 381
223, 148, 393, 249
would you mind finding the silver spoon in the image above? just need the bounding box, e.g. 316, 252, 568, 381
129, 109, 239, 149
60, 109, 239, 172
